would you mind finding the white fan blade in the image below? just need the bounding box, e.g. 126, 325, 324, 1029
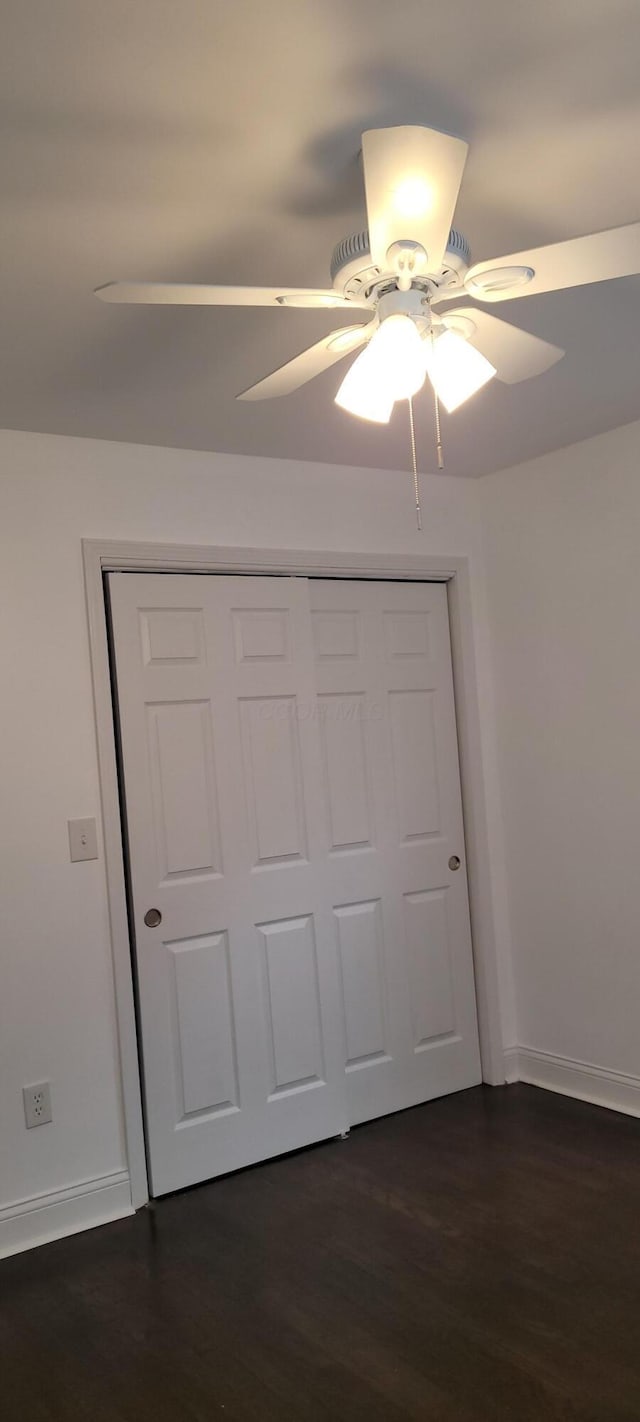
464, 222, 640, 302
362, 126, 468, 275
94, 282, 367, 309
441, 307, 564, 383
237, 324, 372, 401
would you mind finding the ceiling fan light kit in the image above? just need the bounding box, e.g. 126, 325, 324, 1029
96, 122, 640, 513
335, 307, 496, 423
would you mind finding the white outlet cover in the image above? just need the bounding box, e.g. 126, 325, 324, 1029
23, 1082, 52, 1129
68, 817, 98, 862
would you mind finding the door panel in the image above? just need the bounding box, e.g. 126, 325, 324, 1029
335, 899, 388, 1068
318, 693, 374, 852
109, 573, 348, 1195
109, 572, 481, 1194
239, 696, 309, 865
147, 699, 223, 880
388, 688, 441, 840
258, 913, 325, 1095
167, 930, 238, 1117
309, 580, 481, 1125
403, 890, 457, 1046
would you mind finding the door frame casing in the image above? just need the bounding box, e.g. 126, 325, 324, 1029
83, 539, 506, 1209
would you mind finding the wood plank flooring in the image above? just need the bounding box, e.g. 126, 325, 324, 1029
2, 1084, 640, 1421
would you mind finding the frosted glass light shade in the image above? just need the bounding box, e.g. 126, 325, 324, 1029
424, 328, 496, 413
372, 314, 426, 400
335, 313, 427, 422
335, 344, 395, 423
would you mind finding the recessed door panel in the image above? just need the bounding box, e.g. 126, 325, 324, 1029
404, 890, 457, 1048
311, 610, 360, 660
319, 694, 373, 852
258, 914, 324, 1095
389, 689, 441, 842
147, 700, 222, 880
239, 697, 308, 867
384, 610, 431, 659
140, 607, 206, 665
232, 607, 290, 663
335, 900, 387, 1068
168, 931, 238, 1118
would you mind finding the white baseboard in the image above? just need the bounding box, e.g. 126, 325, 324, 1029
502, 1045, 520, 1084
0, 1170, 133, 1260
503, 1046, 640, 1118
4, 1048, 638, 1261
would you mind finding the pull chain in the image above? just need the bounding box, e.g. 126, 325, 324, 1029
408, 397, 422, 531
434, 388, 444, 470
430, 330, 445, 470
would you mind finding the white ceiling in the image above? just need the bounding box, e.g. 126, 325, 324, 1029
2, 0, 639, 477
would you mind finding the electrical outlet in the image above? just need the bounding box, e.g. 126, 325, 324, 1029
23, 1082, 52, 1129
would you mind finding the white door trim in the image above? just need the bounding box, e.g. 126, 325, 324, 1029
82, 539, 506, 1209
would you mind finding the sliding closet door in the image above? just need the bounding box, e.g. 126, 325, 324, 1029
309, 580, 481, 1125
109, 571, 481, 1196
108, 573, 348, 1196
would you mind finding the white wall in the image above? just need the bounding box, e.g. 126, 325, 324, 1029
9, 411, 639, 1259
0, 428, 514, 1255
480, 418, 640, 1108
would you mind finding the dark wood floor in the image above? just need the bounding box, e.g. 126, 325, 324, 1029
2, 1085, 640, 1421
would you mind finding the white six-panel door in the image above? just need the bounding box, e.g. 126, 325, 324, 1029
108, 572, 481, 1195
309, 580, 481, 1126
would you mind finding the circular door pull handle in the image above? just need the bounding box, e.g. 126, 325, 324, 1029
448, 855, 461, 871
144, 908, 162, 928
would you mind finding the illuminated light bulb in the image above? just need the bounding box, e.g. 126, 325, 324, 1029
335, 313, 427, 422
392, 177, 434, 218
423, 328, 496, 413
335, 344, 395, 423
369, 314, 426, 400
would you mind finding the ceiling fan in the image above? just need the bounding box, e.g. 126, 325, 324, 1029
96, 125, 640, 425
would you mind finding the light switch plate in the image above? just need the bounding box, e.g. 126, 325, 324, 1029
68, 817, 98, 862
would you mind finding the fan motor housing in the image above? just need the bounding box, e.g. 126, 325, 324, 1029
330, 228, 470, 301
